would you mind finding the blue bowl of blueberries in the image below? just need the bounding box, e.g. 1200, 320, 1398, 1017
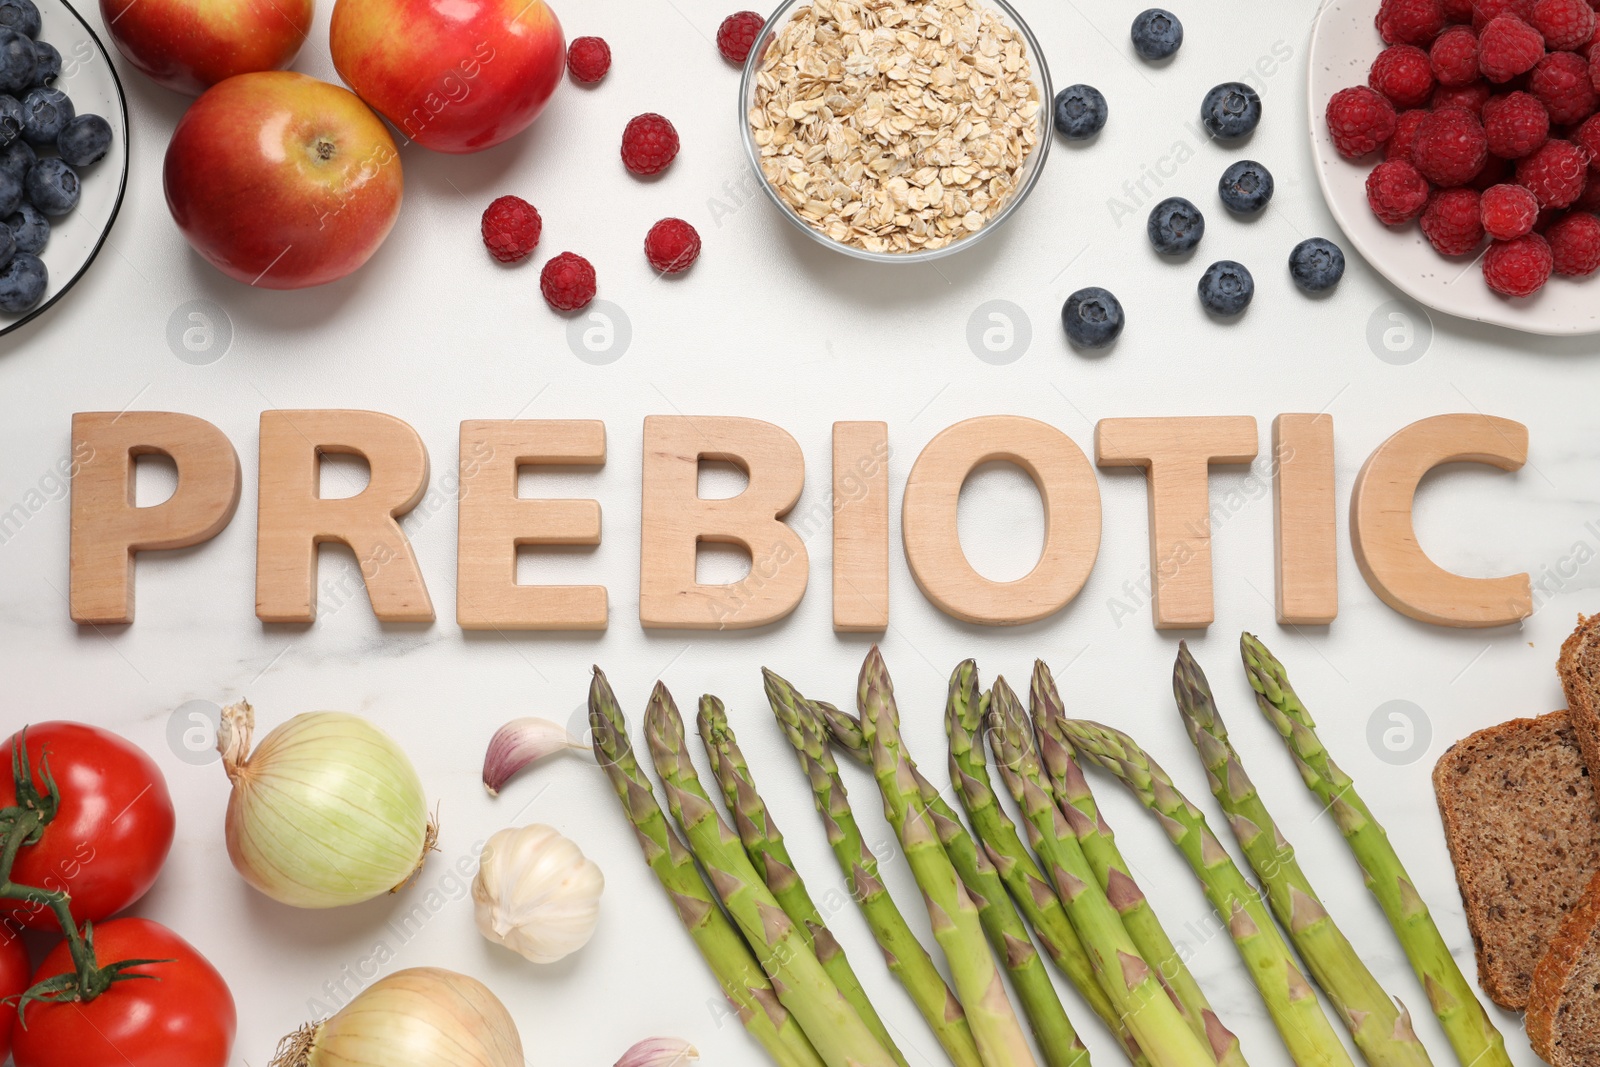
0, 0, 126, 333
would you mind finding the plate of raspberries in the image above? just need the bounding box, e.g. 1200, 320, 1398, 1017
1311, 0, 1600, 333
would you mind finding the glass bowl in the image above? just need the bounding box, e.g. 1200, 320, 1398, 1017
738, 0, 1053, 265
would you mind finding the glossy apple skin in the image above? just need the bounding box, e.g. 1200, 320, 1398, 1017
164, 72, 404, 289
101, 0, 314, 96
330, 0, 564, 153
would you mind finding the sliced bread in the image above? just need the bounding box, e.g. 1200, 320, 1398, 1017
1433, 711, 1600, 1009
1528, 869, 1600, 1065
1558, 614, 1600, 779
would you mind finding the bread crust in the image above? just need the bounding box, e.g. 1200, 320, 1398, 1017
1557, 614, 1600, 780
1527, 869, 1600, 1064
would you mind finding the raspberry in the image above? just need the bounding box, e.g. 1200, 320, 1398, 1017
1482, 90, 1552, 156
1412, 106, 1490, 184
1432, 79, 1493, 112
1367, 158, 1434, 222
1531, 51, 1599, 122
1547, 208, 1600, 271
644, 218, 702, 274
1480, 16, 1548, 81
1388, 108, 1430, 159
1379, 0, 1447, 44
480, 195, 542, 263
1480, 181, 1542, 236
1327, 86, 1398, 157
1517, 137, 1591, 203
1530, 0, 1597, 48
567, 37, 612, 84
717, 11, 765, 65
1575, 112, 1600, 161
1473, 0, 1524, 29
1421, 187, 1487, 252
1431, 26, 1482, 86
1483, 232, 1555, 292
540, 252, 597, 311
621, 113, 680, 176
1372, 44, 1437, 106
1443, 0, 1476, 20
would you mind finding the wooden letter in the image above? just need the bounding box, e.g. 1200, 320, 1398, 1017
1273, 414, 1339, 625
1351, 413, 1531, 627
457, 420, 606, 631
902, 416, 1100, 626
833, 421, 889, 633
1095, 416, 1259, 630
256, 410, 434, 624
69, 412, 241, 625
640, 416, 808, 630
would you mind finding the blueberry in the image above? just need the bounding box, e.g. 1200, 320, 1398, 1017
5, 199, 46, 251
29, 39, 56, 84
0, 249, 44, 311
0, 166, 18, 215
0, 136, 31, 179
0, 93, 19, 144
1147, 196, 1205, 255
1201, 81, 1261, 140
0, 0, 38, 38
0, 222, 12, 269
57, 113, 109, 166
1218, 160, 1274, 214
23, 155, 75, 214
0, 28, 32, 93
1130, 9, 1182, 60
1289, 238, 1346, 293
20, 85, 68, 145
1052, 83, 1108, 140
1062, 287, 1125, 349
1198, 260, 1254, 316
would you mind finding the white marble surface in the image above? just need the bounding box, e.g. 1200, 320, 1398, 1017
2, 0, 1597, 1063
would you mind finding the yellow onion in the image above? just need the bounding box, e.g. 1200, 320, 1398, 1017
272, 968, 524, 1067
218, 700, 433, 908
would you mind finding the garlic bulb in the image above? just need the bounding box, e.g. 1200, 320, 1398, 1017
616, 1037, 700, 1067
473, 824, 604, 964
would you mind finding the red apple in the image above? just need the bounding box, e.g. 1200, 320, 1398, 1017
101, 0, 313, 96
164, 72, 404, 290
330, 0, 565, 154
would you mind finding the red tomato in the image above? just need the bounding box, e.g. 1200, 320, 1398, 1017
0, 723, 176, 930
0, 926, 28, 1062
10, 918, 236, 1067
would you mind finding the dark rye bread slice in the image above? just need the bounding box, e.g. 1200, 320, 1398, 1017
1433, 711, 1600, 1009
1528, 869, 1600, 1065
1558, 614, 1600, 780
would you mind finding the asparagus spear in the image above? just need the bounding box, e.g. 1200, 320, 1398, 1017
1059, 718, 1356, 1067
697, 695, 909, 1067
1174, 644, 1433, 1067
762, 669, 986, 1067
644, 683, 901, 1067
588, 669, 826, 1067
857, 648, 1040, 1067
1239, 634, 1514, 1067
986, 679, 1221, 1067
1029, 661, 1247, 1067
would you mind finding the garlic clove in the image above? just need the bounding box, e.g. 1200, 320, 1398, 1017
483, 717, 587, 796
615, 1038, 700, 1067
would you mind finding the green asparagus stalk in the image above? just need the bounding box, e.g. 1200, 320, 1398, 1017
644, 683, 901, 1067
697, 695, 909, 1067
857, 648, 1040, 1067
587, 669, 826, 1067
1174, 644, 1432, 1067
1029, 661, 1247, 1067
1059, 718, 1356, 1067
1240, 634, 1514, 1067
762, 669, 986, 1067
987, 679, 1221, 1067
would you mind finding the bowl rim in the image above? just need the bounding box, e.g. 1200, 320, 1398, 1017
738, 0, 1053, 265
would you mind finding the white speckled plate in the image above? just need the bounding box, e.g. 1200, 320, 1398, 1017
0, 0, 129, 337
1308, 0, 1600, 336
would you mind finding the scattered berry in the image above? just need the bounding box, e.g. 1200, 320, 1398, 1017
1517, 136, 1590, 204
540, 252, 597, 311
0, 94, 21, 144
1529, 50, 1598, 123
1379, 0, 1447, 44
1421, 186, 1486, 252
1411, 106, 1489, 185
1147, 196, 1205, 254
1388, 108, 1430, 158
1431, 79, 1493, 111
1480, 181, 1542, 237
1130, 9, 1183, 61
1327, 85, 1398, 157
1482, 89, 1551, 156
1547, 209, 1600, 273
5, 200, 45, 252
621, 113, 680, 176
566, 36, 611, 84
1367, 157, 1434, 223
1289, 237, 1347, 292
0, 0, 38, 38
1430, 25, 1481, 86
0, 166, 17, 216
0, 30, 33, 95
480, 194, 542, 263
644, 217, 702, 274
56, 113, 111, 167
29, 39, 57, 84
0, 138, 28, 182
1574, 111, 1600, 161
717, 11, 765, 65
19, 84, 66, 145
1482, 231, 1554, 293
1053, 84, 1108, 139
1201, 82, 1262, 138
0, 224, 12, 269
23, 155, 75, 214
1372, 44, 1437, 107
1471, 0, 1523, 32
1529, 0, 1596, 49
0, 247, 41, 311
1218, 159, 1274, 213
1198, 260, 1254, 316
1479, 16, 1547, 81
1062, 287, 1125, 349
